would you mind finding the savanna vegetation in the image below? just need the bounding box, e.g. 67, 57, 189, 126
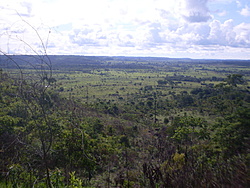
0, 55, 249, 187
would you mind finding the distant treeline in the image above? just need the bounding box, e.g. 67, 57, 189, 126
1, 55, 250, 70
160, 75, 225, 83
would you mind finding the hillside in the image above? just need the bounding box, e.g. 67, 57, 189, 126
0, 56, 249, 187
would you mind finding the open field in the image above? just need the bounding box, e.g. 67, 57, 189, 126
47, 56, 250, 103
2, 56, 250, 122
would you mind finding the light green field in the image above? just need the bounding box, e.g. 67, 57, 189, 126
52, 62, 250, 105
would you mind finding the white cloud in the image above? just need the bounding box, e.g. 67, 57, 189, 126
0, 0, 250, 59
234, 23, 250, 47
205, 19, 250, 48
239, 5, 250, 17
236, 0, 242, 8
206, 19, 235, 46
178, 0, 212, 22
217, 10, 227, 17
158, 18, 250, 49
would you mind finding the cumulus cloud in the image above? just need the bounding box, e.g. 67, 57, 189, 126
236, 0, 242, 8
208, 19, 236, 46
58, 15, 250, 57
234, 23, 250, 47
1, 0, 250, 59
178, 0, 212, 22
19, 1, 33, 17
217, 10, 227, 17
157, 18, 250, 49
69, 26, 103, 46
239, 5, 250, 17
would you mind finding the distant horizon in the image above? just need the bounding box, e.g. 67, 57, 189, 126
1, 54, 250, 61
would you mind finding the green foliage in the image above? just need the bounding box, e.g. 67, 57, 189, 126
212, 107, 250, 158
226, 74, 245, 87
1, 59, 250, 187
0, 115, 17, 134
173, 153, 185, 169
69, 171, 83, 188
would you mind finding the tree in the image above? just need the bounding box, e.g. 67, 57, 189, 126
0, 16, 57, 187
213, 106, 250, 158
226, 74, 245, 87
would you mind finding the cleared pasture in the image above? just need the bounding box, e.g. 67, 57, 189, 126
54, 61, 250, 106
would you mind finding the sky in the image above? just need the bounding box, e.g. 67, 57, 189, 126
0, 0, 250, 59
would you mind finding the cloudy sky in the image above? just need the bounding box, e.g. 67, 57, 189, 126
1, 0, 250, 59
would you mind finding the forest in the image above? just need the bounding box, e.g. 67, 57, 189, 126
0, 55, 249, 187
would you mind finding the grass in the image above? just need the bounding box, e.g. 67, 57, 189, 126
4, 60, 249, 105
57, 65, 244, 104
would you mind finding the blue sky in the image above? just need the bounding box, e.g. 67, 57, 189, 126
0, 0, 250, 59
